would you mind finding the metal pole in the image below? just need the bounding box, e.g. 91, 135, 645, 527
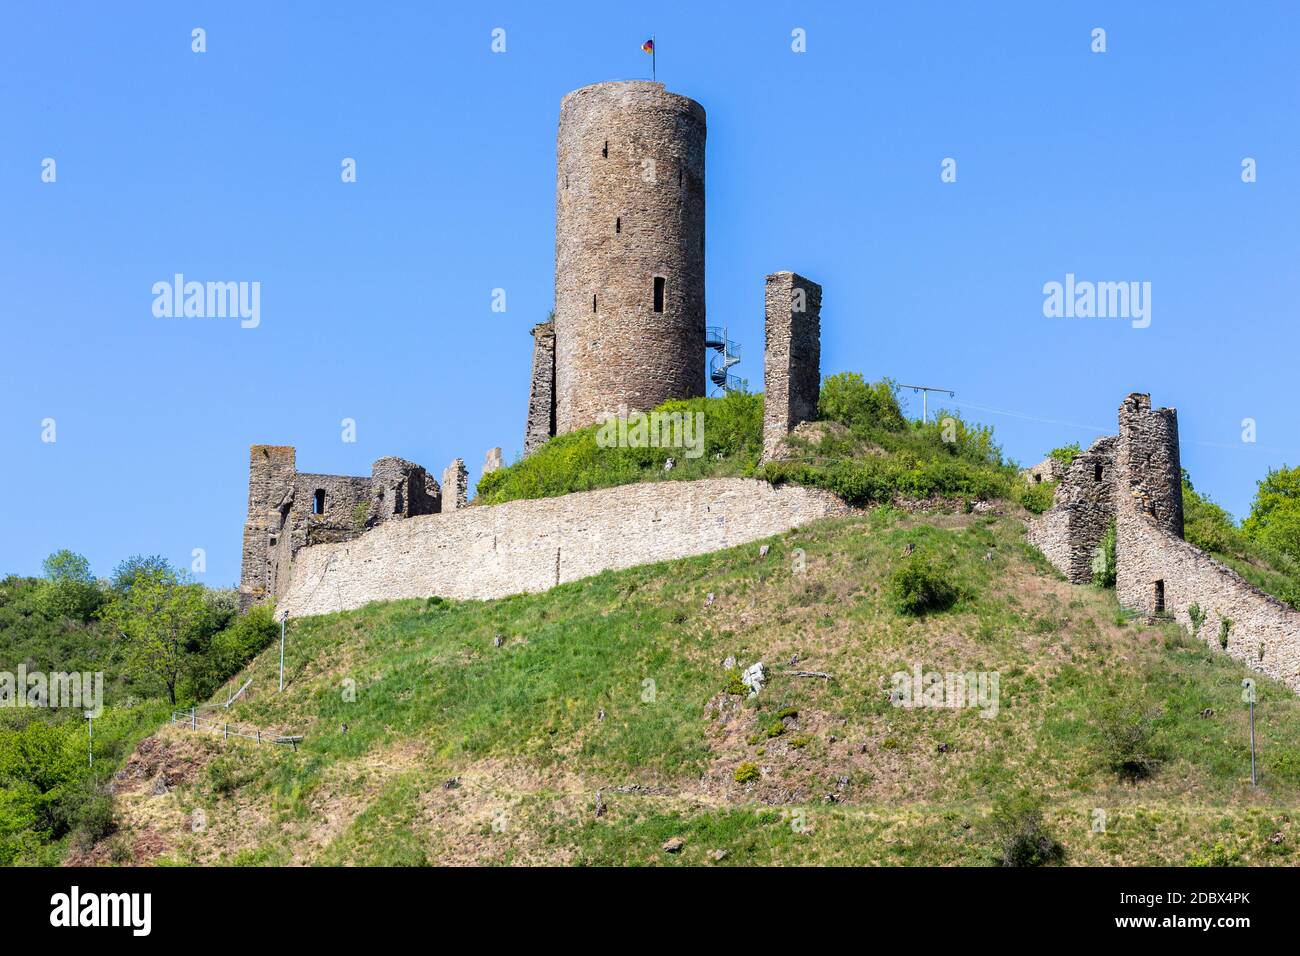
279, 616, 286, 691
86, 715, 93, 768
922, 391, 927, 425
1250, 699, 1257, 787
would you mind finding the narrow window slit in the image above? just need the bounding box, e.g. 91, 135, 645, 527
653, 276, 665, 313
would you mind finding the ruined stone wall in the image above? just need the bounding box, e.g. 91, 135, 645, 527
1025, 391, 1300, 695
1024, 436, 1117, 583
553, 81, 706, 433
1118, 519, 1300, 693
239, 447, 438, 609
276, 478, 850, 619
442, 458, 468, 511
524, 321, 556, 456
762, 272, 822, 460
368, 457, 440, 525
1022, 456, 1067, 485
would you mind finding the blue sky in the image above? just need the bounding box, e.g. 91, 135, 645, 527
2, 1, 1297, 586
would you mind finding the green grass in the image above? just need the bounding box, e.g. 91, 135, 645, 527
476, 391, 763, 505
95, 507, 1300, 866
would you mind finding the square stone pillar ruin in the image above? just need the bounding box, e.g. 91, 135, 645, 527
524, 321, 555, 457
761, 272, 822, 461
442, 458, 469, 511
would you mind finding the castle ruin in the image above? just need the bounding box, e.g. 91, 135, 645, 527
241, 80, 826, 611
239, 446, 441, 609
1028, 394, 1300, 693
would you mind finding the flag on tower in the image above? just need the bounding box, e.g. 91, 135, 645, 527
642, 36, 656, 81
641, 39, 654, 54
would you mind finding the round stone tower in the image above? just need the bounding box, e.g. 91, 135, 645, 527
553, 81, 706, 434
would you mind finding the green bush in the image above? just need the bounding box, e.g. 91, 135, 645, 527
818, 372, 906, 433
1096, 695, 1166, 781
889, 552, 961, 615
989, 794, 1065, 867
35, 551, 104, 622
1016, 478, 1057, 515
733, 762, 761, 784
1048, 443, 1082, 468
1091, 522, 1117, 588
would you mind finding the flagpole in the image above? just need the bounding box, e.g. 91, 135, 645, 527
652, 34, 656, 82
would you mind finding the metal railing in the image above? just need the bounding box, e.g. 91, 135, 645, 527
170, 708, 304, 750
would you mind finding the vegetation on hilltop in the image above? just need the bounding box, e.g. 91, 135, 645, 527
80, 508, 1300, 867
479, 373, 1048, 514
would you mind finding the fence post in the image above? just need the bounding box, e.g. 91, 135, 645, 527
256, 729, 261, 744
191, 707, 196, 729
224, 723, 229, 740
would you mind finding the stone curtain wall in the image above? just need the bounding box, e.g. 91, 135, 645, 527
1025, 436, 1117, 583
276, 478, 850, 619
762, 272, 823, 460
1025, 391, 1300, 695
553, 81, 707, 433
1118, 520, 1300, 693
524, 321, 556, 456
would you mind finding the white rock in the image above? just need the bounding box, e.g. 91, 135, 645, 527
741, 661, 768, 698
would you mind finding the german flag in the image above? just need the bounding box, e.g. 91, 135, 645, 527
641, 39, 654, 54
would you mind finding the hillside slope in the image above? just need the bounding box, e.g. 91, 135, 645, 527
88, 506, 1300, 866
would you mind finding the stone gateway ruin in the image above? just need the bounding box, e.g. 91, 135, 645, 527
240, 80, 828, 612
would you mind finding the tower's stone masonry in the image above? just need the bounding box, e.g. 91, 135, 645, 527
239, 447, 439, 610
762, 272, 823, 460
1116, 393, 1183, 539
1027, 392, 1300, 694
553, 81, 706, 433
524, 321, 556, 455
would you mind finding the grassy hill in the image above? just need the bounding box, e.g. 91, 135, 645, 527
89, 505, 1300, 866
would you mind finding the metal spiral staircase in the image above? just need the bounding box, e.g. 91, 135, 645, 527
705, 325, 747, 395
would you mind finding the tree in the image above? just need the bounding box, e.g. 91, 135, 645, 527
1243, 464, 1300, 561
110, 554, 174, 594
101, 569, 207, 705
35, 550, 103, 621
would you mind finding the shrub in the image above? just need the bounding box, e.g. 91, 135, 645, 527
733, 762, 760, 784
1091, 522, 1117, 588
1218, 617, 1233, 650
1189, 841, 1239, 867
818, 372, 906, 433
36, 551, 104, 622
1016, 478, 1057, 515
889, 552, 961, 615
1187, 603, 1205, 640
1048, 443, 1082, 468
989, 794, 1065, 867
1097, 696, 1166, 781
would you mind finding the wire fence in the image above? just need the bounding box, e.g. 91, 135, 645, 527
170, 708, 304, 750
